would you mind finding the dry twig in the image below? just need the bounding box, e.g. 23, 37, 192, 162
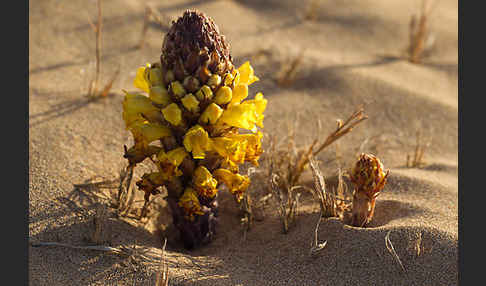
155, 238, 169, 286
309, 211, 327, 256
87, 0, 120, 98
385, 230, 406, 273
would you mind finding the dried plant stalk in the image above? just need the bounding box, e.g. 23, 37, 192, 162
291, 107, 368, 186
408, 0, 438, 63
155, 238, 169, 286
406, 129, 429, 168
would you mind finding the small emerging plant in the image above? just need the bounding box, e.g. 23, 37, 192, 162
349, 153, 389, 227
122, 10, 267, 249
268, 108, 367, 233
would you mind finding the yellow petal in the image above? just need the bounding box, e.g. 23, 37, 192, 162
122, 92, 159, 128
213, 169, 250, 203
170, 81, 186, 99
181, 93, 200, 113
216, 103, 258, 132
211, 136, 247, 164
128, 121, 172, 147
200, 103, 224, 125
162, 103, 182, 126
238, 61, 259, 86
193, 166, 218, 198
229, 84, 248, 106
195, 85, 213, 101
134, 66, 150, 93
157, 147, 188, 180
183, 125, 212, 159
149, 86, 171, 106
214, 86, 233, 105
242, 92, 267, 128
147, 66, 163, 87
178, 187, 204, 220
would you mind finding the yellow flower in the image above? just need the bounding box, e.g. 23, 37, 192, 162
122, 92, 159, 129
178, 187, 204, 221
213, 168, 250, 202
157, 147, 188, 180
183, 125, 212, 159
195, 85, 213, 101
133, 64, 150, 93
211, 136, 247, 165
146, 66, 164, 87
181, 93, 200, 113
128, 120, 172, 147
237, 61, 259, 86
200, 103, 224, 125
193, 166, 218, 198
162, 103, 183, 126
216, 92, 266, 132
214, 86, 233, 105
242, 92, 267, 128
149, 86, 171, 106
229, 84, 248, 107
236, 131, 264, 166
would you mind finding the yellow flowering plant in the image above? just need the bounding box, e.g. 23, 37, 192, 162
121, 10, 266, 249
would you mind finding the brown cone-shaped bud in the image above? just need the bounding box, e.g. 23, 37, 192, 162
161, 10, 234, 83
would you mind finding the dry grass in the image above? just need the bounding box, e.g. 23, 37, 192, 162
309, 211, 327, 257
303, 0, 321, 22
86, 0, 120, 98
266, 107, 367, 233
154, 238, 169, 286
407, 0, 438, 63
385, 230, 406, 273
276, 48, 306, 87
406, 129, 430, 168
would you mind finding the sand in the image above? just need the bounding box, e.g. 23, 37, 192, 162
29, 0, 458, 285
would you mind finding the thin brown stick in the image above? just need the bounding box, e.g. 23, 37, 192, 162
385, 230, 406, 273
93, 0, 103, 96
155, 238, 169, 286
291, 107, 367, 186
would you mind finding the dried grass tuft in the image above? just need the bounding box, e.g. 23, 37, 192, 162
406, 129, 430, 168
266, 107, 367, 233
385, 230, 406, 273
304, 0, 321, 22
407, 0, 438, 63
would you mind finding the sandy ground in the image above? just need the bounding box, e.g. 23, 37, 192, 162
29, 0, 458, 285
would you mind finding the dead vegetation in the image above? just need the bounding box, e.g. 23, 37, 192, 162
407, 0, 438, 63
265, 107, 367, 233
406, 129, 430, 168
303, 0, 321, 22
276, 48, 306, 87
86, 0, 120, 98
